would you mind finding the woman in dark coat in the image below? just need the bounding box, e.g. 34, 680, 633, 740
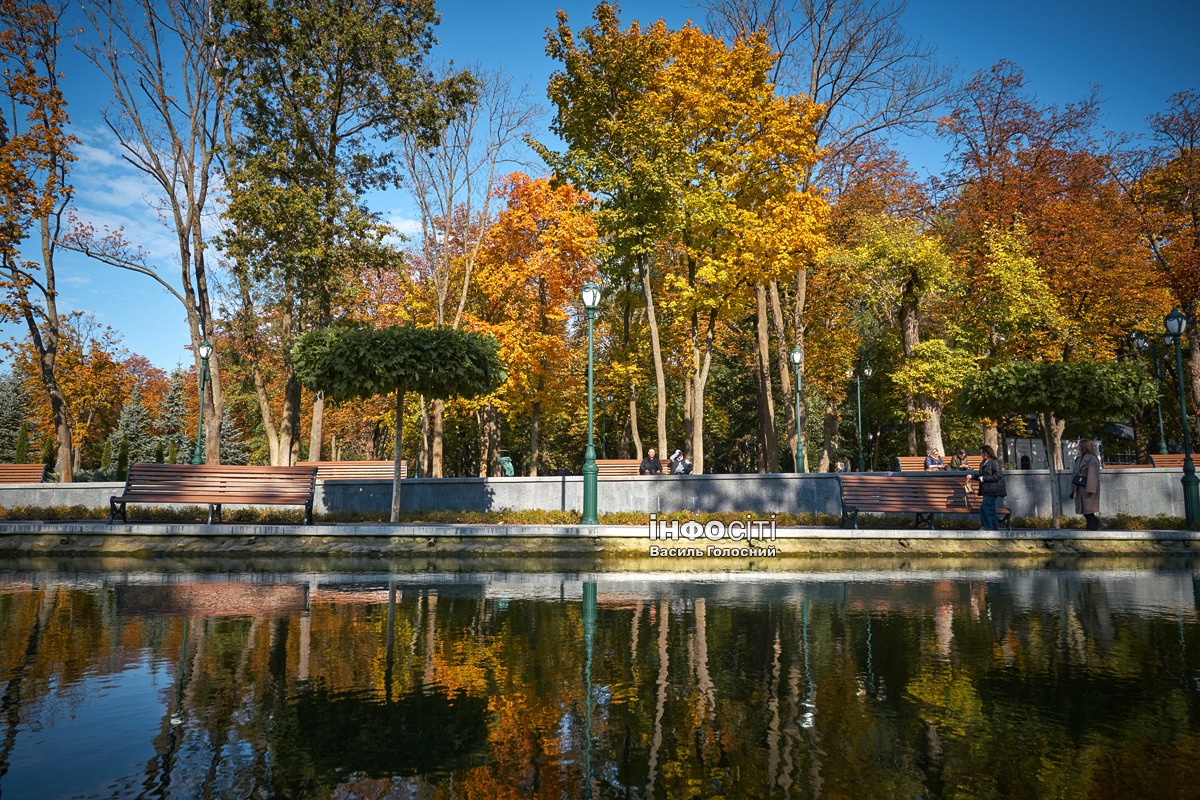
1071, 439, 1103, 530
972, 444, 1007, 530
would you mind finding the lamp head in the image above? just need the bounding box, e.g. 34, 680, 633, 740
790, 346, 802, 367
197, 340, 213, 360
863, 363, 873, 378
1165, 308, 1187, 337
606, 392, 613, 403
1132, 331, 1148, 351
580, 280, 602, 311
1165, 334, 1176, 348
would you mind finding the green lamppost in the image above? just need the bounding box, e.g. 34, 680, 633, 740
582, 580, 597, 798
1163, 309, 1200, 529
854, 363, 872, 471
1134, 332, 1169, 455
191, 340, 213, 465
581, 281, 602, 525
791, 346, 805, 473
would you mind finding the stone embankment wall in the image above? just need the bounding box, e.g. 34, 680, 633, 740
0, 468, 1184, 520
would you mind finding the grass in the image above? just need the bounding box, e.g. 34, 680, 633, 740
0, 505, 1187, 530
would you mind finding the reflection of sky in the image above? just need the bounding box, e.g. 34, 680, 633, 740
3, 662, 168, 800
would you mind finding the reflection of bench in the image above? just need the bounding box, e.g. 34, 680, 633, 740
837, 473, 1011, 530
596, 459, 671, 476
298, 460, 407, 480
896, 455, 980, 472
1104, 463, 1152, 469
1151, 454, 1188, 469
0, 464, 47, 483
109, 463, 318, 524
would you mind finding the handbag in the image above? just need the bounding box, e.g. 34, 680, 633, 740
1071, 474, 1087, 487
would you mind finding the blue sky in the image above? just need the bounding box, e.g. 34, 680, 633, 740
6, 0, 1198, 371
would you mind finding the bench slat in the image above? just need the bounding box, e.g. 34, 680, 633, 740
0, 464, 47, 483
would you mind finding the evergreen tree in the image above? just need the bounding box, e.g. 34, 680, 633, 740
157, 370, 193, 462
40, 438, 54, 467
154, 442, 164, 463
109, 385, 156, 464
100, 439, 112, 473
116, 436, 129, 478
0, 372, 30, 462
219, 403, 248, 465
13, 424, 28, 463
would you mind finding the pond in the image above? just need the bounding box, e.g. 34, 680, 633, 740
1, 562, 1198, 799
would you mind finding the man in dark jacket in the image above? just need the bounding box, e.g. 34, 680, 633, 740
639, 449, 662, 475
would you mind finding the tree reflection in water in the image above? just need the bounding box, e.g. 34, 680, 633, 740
0, 568, 1198, 799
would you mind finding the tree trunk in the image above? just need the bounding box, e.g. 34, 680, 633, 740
755, 284, 779, 473
768, 279, 796, 469
627, 382, 642, 460
819, 399, 839, 472
308, 391, 325, 462
279, 375, 301, 466
530, 400, 541, 477
983, 424, 999, 454
419, 396, 431, 477
478, 402, 501, 477
391, 387, 405, 523
900, 284, 921, 456
923, 401, 946, 457
430, 399, 445, 477
642, 257, 669, 458
688, 309, 717, 475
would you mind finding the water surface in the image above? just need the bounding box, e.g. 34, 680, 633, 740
1, 565, 1198, 799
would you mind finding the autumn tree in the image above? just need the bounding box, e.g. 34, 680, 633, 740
65, 0, 230, 467
700, 0, 948, 469
0, 0, 76, 479
216, 0, 476, 466
469, 173, 598, 475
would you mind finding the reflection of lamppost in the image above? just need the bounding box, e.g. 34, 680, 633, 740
791, 346, 805, 473
1164, 309, 1200, 529
848, 363, 873, 472
582, 580, 596, 799
601, 392, 613, 459
581, 281, 602, 525
191, 340, 213, 465
1134, 332, 1169, 455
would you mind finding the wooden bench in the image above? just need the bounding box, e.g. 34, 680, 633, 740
837, 473, 1011, 530
1103, 463, 1153, 469
596, 458, 671, 476
298, 460, 407, 480
1151, 454, 1188, 469
896, 455, 980, 472
109, 463, 318, 525
0, 464, 47, 483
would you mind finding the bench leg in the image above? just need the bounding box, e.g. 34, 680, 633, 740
207, 504, 224, 524
915, 512, 935, 530
108, 499, 126, 524
304, 500, 313, 526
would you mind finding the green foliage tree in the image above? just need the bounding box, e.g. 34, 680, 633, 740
219, 403, 249, 466
13, 423, 28, 464
217, 0, 476, 466
0, 371, 29, 462
108, 385, 155, 464
960, 360, 1156, 526
293, 325, 505, 521
100, 439, 112, 474
116, 435, 129, 478
156, 370, 193, 465
39, 437, 53, 468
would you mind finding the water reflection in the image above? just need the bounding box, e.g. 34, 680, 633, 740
0, 567, 1198, 799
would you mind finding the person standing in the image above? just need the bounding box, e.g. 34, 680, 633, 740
972, 445, 1007, 530
1071, 440, 1103, 530
639, 448, 662, 475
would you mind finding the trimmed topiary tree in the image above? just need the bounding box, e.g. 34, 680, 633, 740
293, 325, 505, 522
961, 360, 1156, 527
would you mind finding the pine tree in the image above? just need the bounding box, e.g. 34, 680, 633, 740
13, 424, 29, 463
109, 385, 156, 464
219, 403, 248, 465
116, 436, 129, 478
40, 438, 54, 467
0, 372, 30, 462
157, 370, 193, 463
154, 442, 164, 463
100, 439, 112, 473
